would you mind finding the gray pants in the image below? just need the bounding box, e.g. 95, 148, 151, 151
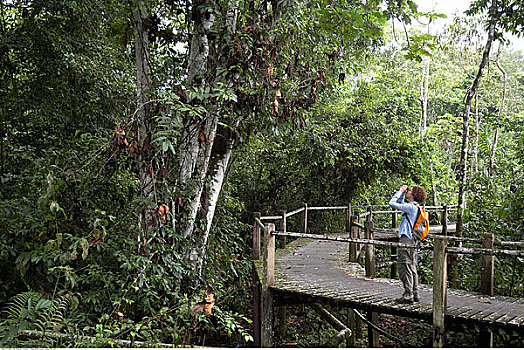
398, 235, 418, 300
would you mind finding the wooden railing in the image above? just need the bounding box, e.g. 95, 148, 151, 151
252, 204, 524, 348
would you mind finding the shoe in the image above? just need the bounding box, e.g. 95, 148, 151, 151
394, 297, 414, 304
413, 295, 420, 302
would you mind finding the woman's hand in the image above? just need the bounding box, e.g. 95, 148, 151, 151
399, 185, 408, 193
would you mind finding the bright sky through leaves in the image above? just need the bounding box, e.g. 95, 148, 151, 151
416, 0, 524, 51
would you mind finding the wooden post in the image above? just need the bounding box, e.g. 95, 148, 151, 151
480, 233, 494, 296
364, 206, 378, 347
441, 204, 448, 236
253, 212, 262, 260
391, 210, 398, 279
479, 233, 494, 347
280, 210, 287, 248
365, 207, 375, 278
433, 236, 447, 348
346, 309, 357, 347
367, 311, 380, 348
301, 203, 308, 233
252, 212, 262, 347
261, 223, 275, 347
345, 204, 359, 346
345, 203, 352, 233
278, 211, 287, 339
349, 214, 358, 263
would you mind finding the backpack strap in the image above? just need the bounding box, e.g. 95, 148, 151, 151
403, 212, 413, 232
402, 204, 420, 235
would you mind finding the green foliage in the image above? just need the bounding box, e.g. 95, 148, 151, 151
0, 292, 73, 347
0, 0, 523, 347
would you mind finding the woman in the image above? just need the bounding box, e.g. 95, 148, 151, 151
389, 185, 427, 304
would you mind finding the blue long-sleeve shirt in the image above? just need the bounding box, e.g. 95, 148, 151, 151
389, 191, 419, 239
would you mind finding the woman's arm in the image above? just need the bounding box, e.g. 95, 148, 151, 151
389, 185, 411, 212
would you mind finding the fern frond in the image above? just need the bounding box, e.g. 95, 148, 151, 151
1, 292, 41, 321
35, 296, 71, 333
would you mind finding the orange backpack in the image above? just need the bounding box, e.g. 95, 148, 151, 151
405, 204, 429, 241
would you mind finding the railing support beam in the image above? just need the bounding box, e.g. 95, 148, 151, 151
391, 210, 398, 279
278, 211, 287, 340
301, 203, 308, 233
479, 232, 494, 347
433, 236, 447, 348
364, 206, 379, 347
252, 212, 262, 347
261, 223, 275, 347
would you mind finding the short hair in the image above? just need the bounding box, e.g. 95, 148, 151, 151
411, 186, 427, 203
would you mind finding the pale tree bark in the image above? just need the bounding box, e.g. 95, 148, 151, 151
178, 0, 217, 247
490, 45, 506, 183
181, 114, 218, 241
178, 0, 242, 272
473, 92, 479, 174
132, 0, 155, 251
419, 56, 430, 137
196, 131, 236, 277
456, 0, 501, 236
430, 162, 438, 206
194, 0, 239, 276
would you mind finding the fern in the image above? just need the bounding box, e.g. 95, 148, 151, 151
0, 292, 71, 347
34, 295, 71, 333
1, 291, 41, 322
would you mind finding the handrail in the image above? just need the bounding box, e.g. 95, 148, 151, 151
261, 204, 460, 222
272, 231, 424, 250
285, 207, 305, 218
352, 222, 365, 230
270, 231, 524, 257
446, 246, 524, 257
496, 240, 524, 247
308, 206, 348, 210
260, 215, 283, 220
426, 234, 482, 244
254, 217, 265, 230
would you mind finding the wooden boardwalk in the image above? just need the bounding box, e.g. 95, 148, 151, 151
258, 237, 524, 332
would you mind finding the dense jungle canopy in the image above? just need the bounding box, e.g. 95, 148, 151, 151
0, 0, 523, 347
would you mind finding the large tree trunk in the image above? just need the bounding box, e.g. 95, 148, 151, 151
185, 0, 239, 272
490, 47, 506, 183
456, 0, 501, 236
178, 0, 217, 247
180, 114, 218, 241
132, 0, 154, 251
195, 131, 236, 277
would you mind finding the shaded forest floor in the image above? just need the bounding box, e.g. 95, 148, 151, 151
260, 304, 524, 348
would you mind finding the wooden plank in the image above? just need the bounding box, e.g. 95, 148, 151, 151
455, 309, 485, 319
490, 314, 520, 325
507, 315, 524, 327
